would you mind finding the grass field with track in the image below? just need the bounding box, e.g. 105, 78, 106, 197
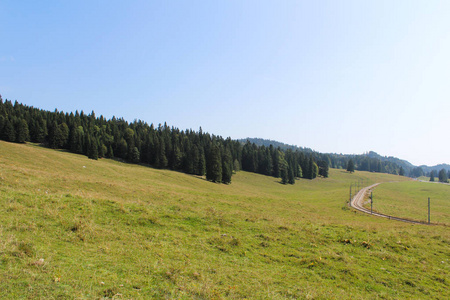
365, 181, 450, 225
0, 141, 448, 299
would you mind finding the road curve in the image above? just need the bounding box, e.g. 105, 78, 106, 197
350, 183, 431, 225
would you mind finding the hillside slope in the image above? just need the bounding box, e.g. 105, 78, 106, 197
0, 141, 448, 299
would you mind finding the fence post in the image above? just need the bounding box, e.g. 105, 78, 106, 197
371, 192, 373, 214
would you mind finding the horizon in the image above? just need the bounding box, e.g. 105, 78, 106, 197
1, 1, 449, 166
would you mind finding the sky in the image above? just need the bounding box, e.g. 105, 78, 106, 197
1, 0, 449, 166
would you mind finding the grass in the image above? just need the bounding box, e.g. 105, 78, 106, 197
364, 181, 450, 225
418, 176, 430, 181
0, 141, 449, 299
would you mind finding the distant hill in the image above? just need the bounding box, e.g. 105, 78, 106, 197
419, 163, 450, 174
239, 138, 449, 176
365, 151, 414, 170
237, 138, 314, 152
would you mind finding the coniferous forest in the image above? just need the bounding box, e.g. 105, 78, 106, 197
0, 97, 407, 184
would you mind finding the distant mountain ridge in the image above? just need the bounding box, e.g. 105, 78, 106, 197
238, 138, 314, 152
238, 138, 449, 174
419, 164, 450, 174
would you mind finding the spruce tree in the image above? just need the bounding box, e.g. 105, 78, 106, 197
197, 147, 206, 176
297, 165, 303, 178
233, 159, 240, 173
59, 123, 69, 148
288, 166, 295, 184
117, 138, 128, 159
49, 121, 63, 149
3, 118, 15, 141
438, 169, 448, 183
311, 161, 319, 179
99, 143, 107, 158
347, 159, 355, 173
131, 146, 140, 163
171, 144, 182, 170
0, 115, 5, 136
304, 157, 311, 179
15, 119, 29, 143
264, 149, 273, 175
430, 171, 435, 182
318, 160, 329, 178
277, 151, 288, 178
183, 146, 195, 174
272, 150, 280, 177
87, 136, 98, 160
75, 126, 84, 154
155, 138, 168, 168
221, 148, 233, 184
206, 145, 222, 182
281, 167, 288, 184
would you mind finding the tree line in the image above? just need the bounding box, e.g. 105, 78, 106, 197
0, 97, 331, 184
430, 169, 449, 183
331, 155, 404, 175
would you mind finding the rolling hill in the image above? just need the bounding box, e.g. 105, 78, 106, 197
0, 141, 449, 299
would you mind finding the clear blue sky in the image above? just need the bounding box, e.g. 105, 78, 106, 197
1, 1, 449, 166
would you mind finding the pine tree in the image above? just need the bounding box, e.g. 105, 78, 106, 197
399, 167, 405, 176
277, 150, 288, 178
99, 143, 107, 158
197, 147, 206, 176
155, 137, 168, 168
281, 167, 288, 184
36, 117, 47, 143
311, 161, 319, 179
3, 118, 15, 142
318, 160, 329, 178
206, 145, 222, 183
15, 119, 29, 143
430, 171, 435, 182
221, 148, 233, 184
0, 115, 4, 134
233, 159, 240, 173
272, 150, 280, 177
131, 147, 140, 163
171, 144, 182, 170
288, 166, 295, 184
59, 123, 69, 148
347, 159, 355, 173
438, 169, 448, 183
264, 149, 273, 175
87, 136, 98, 160
74, 126, 85, 154
297, 165, 303, 178
117, 138, 128, 159
183, 146, 195, 174
304, 157, 311, 179
49, 121, 64, 149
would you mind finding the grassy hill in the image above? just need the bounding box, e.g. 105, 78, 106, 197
0, 141, 448, 299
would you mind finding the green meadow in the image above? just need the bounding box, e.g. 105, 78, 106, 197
0, 141, 448, 299
366, 181, 450, 225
